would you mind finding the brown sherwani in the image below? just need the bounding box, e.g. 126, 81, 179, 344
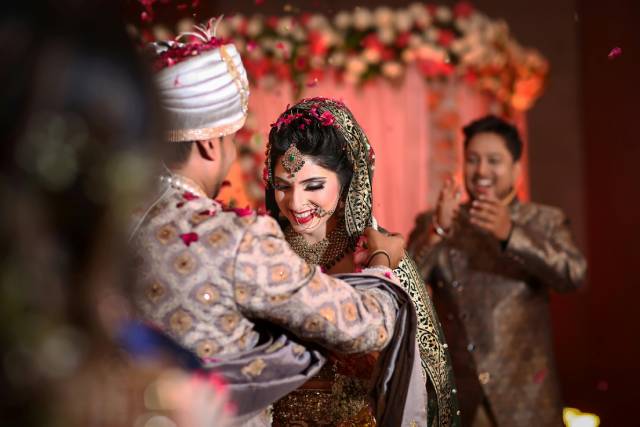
408, 200, 586, 427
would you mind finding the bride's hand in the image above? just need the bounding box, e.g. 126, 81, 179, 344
363, 227, 405, 269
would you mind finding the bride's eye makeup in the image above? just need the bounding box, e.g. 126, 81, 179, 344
303, 178, 326, 192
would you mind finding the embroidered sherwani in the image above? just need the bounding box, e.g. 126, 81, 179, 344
408, 201, 586, 427
130, 187, 400, 423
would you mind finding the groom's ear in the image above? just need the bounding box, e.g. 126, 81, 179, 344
195, 139, 217, 161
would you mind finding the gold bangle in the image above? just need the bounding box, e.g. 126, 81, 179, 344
366, 250, 391, 268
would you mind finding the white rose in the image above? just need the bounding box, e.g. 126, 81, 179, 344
414, 10, 432, 28
247, 17, 263, 37
435, 6, 452, 23
450, 38, 467, 54
382, 61, 404, 79
424, 28, 439, 42
416, 44, 435, 60
310, 55, 325, 68
291, 26, 306, 42
362, 48, 381, 64
394, 9, 414, 32
374, 7, 395, 28
152, 25, 173, 41
346, 56, 367, 74
408, 2, 427, 17
176, 18, 195, 34
229, 14, 245, 32
214, 21, 231, 39
334, 11, 352, 30
377, 27, 396, 45
276, 16, 294, 36
307, 15, 330, 30
490, 53, 507, 68
353, 7, 373, 30
322, 29, 339, 48
329, 51, 346, 67
401, 49, 416, 63
408, 34, 423, 48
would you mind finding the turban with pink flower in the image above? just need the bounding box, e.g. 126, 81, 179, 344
151, 19, 249, 142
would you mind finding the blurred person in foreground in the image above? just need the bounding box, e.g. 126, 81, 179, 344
128, 19, 423, 426
408, 115, 586, 427
0, 2, 237, 426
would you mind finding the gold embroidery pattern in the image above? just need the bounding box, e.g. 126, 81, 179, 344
394, 255, 460, 427
241, 358, 266, 379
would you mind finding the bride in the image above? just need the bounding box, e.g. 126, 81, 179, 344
264, 97, 460, 426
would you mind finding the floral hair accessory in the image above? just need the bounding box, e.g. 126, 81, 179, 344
281, 144, 305, 177
309, 106, 336, 126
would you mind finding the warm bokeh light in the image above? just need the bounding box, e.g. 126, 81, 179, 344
563, 407, 601, 427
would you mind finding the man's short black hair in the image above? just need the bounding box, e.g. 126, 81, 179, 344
163, 140, 195, 165
462, 115, 523, 161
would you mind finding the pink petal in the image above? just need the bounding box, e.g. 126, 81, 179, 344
533, 368, 548, 384
183, 192, 199, 201
179, 232, 199, 246
233, 206, 254, 217
608, 46, 622, 60
384, 271, 392, 279
247, 40, 257, 52
140, 11, 153, 23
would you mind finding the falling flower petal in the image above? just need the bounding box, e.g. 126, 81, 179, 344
183, 192, 199, 201
384, 271, 392, 279
179, 232, 199, 246
247, 40, 257, 51
533, 368, 548, 384
608, 47, 622, 60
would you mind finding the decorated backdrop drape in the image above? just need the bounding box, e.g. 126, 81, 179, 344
219, 73, 529, 237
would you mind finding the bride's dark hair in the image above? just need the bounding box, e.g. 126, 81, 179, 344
265, 110, 353, 221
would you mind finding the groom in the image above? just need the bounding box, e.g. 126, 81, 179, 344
130, 25, 408, 425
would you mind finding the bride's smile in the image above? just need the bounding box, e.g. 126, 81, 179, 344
273, 156, 341, 244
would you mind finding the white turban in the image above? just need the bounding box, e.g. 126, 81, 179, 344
154, 43, 249, 142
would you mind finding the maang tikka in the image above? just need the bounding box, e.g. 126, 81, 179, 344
281, 144, 305, 177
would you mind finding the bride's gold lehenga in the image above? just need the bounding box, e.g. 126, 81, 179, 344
266, 98, 460, 427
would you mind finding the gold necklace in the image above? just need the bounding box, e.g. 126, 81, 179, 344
284, 220, 356, 270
